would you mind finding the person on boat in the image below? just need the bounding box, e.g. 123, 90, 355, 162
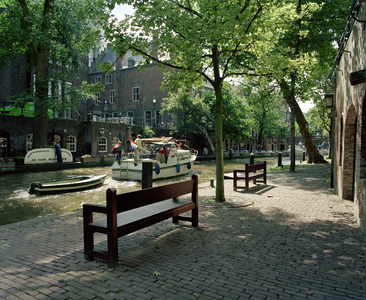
112, 141, 123, 163
163, 146, 169, 163
135, 134, 142, 151
134, 134, 151, 156
157, 147, 165, 164
53, 141, 62, 163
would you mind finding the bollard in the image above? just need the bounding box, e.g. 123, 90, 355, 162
278, 152, 282, 167
302, 151, 306, 162
210, 179, 214, 187
142, 161, 153, 189
250, 152, 254, 165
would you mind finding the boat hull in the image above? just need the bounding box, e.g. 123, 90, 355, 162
111, 157, 195, 181
29, 174, 107, 194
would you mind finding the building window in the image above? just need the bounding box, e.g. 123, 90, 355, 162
110, 90, 115, 103
95, 92, 101, 105
99, 137, 107, 153
127, 111, 134, 124
26, 134, 33, 151
106, 74, 112, 84
132, 87, 140, 101
32, 74, 36, 95
95, 76, 101, 83
66, 135, 76, 152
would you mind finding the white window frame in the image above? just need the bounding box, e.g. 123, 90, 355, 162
95, 92, 101, 105
106, 74, 112, 84
95, 76, 101, 83
66, 135, 77, 152
132, 87, 140, 101
110, 90, 115, 103
64, 82, 72, 119
98, 137, 107, 153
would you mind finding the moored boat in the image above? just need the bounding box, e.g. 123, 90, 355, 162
111, 138, 197, 181
29, 174, 107, 194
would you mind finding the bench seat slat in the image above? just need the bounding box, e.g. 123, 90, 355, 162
92, 198, 192, 228
115, 182, 194, 213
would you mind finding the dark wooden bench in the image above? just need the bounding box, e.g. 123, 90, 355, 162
83, 174, 198, 268
233, 161, 266, 191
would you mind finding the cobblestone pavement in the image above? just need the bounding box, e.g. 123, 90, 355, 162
0, 163, 365, 299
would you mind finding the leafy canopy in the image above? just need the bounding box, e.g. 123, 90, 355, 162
160, 88, 210, 137
240, 80, 289, 141
203, 82, 250, 142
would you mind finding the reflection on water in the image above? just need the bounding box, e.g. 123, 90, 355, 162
0, 156, 291, 226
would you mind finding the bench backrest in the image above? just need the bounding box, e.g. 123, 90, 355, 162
106, 174, 198, 213
246, 161, 266, 173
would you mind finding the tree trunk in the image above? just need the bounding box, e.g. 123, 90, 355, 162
214, 83, 225, 202
278, 80, 327, 165
293, 100, 327, 163
33, 45, 51, 148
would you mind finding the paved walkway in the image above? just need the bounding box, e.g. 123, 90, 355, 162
0, 163, 365, 299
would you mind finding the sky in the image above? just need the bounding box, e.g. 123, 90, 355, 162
111, 5, 315, 113
111, 4, 134, 20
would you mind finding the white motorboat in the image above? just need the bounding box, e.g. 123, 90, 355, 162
111, 138, 197, 181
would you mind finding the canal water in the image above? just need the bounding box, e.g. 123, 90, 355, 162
0, 156, 291, 226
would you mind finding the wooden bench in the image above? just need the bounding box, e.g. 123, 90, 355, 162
233, 161, 266, 191
83, 174, 198, 268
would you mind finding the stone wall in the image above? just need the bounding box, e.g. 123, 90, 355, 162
0, 115, 145, 158
333, 3, 366, 232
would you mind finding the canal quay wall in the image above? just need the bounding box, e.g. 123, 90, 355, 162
0, 163, 365, 299
0, 150, 291, 174
0, 156, 116, 174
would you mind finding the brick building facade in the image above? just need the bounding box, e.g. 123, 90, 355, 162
331, 1, 366, 232
86, 48, 170, 127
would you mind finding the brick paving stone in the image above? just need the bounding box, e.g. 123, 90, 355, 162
0, 164, 365, 299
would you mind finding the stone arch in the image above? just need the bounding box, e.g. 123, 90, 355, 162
342, 105, 357, 200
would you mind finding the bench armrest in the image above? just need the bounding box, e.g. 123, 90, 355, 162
83, 204, 107, 214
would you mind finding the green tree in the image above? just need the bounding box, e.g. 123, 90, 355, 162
240, 81, 289, 149
271, 0, 350, 166
160, 88, 210, 139
106, 0, 295, 202
0, 0, 107, 147
306, 98, 330, 138
142, 126, 155, 138
203, 82, 250, 145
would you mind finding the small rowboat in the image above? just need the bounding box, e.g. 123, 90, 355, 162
29, 174, 107, 194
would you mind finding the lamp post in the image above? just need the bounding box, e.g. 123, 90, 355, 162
324, 93, 335, 189
152, 97, 156, 127
325, 93, 334, 108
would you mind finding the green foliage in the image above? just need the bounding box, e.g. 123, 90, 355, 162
203, 83, 251, 142
142, 126, 155, 138
306, 101, 330, 136
160, 88, 209, 138
0, 0, 109, 146
239, 80, 289, 144
105, 0, 303, 202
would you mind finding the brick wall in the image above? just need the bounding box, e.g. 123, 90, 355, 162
333, 4, 366, 232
